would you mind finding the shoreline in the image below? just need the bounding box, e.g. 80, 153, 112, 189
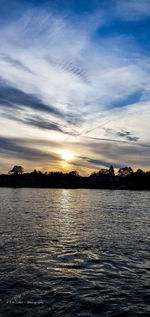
0, 185, 150, 190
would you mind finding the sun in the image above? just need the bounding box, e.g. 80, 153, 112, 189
60, 150, 74, 161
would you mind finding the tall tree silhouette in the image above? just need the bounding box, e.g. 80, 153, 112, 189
109, 165, 115, 177
9, 165, 24, 175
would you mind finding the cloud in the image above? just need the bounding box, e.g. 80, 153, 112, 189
16, 115, 80, 136
46, 56, 90, 84
0, 3, 150, 173
79, 156, 120, 168
0, 83, 63, 116
116, 131, 139, 142
109, 90, 143, 109
0, 136, 59, 162
75, 137, 150, 170
0, 103, 82, 137
0, 6, 148, 116
0, 53, 33, 73
105, 128, 139, 142
116, 0, 150, 21
22, 116, 65, 133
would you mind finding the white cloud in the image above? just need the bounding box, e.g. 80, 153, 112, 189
0, 7, 147, 113
116, 0, 150, 21
0, 6, 150, 172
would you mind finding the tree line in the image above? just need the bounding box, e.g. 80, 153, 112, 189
7, 164, 147, 177
0, 164, 150, 189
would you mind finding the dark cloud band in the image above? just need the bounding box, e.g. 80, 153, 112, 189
0, 136, 59, 162
0, 83, 63, 117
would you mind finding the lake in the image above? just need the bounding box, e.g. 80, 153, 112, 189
0, 188, 150, 316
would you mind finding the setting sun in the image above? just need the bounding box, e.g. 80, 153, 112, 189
60, 150, 74, 161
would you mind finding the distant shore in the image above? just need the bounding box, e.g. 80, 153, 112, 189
0, 170, 150, 190
0, 184, 136, 189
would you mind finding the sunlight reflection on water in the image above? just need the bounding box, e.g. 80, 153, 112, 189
0, 188, 150, 316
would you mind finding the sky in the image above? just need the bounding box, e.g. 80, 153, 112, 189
0, 0, 150, 175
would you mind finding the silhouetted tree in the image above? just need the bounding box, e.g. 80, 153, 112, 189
37, 171, 43, 176
89, 172, 97, 177
109, 165, 115, 177
135, 169, 144, 175
98, 169, 109, 176
9, 165, 24, 175
69, 171, 79, 177
31, 169, 38, 175
118, 166, 133, 177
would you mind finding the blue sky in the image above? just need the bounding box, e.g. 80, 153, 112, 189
0, 0, 150, 174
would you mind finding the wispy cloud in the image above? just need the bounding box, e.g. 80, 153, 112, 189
0, 136, 59, 162
116, 0, 150, 21
0, 83, 63, 116
105, 128, 139, 142
0, 1, 150, 173
0, 7, 148, 114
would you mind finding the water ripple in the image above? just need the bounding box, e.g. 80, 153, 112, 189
0, 188, 150, 316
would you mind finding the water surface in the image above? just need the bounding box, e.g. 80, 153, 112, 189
0, 188, 150, 316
